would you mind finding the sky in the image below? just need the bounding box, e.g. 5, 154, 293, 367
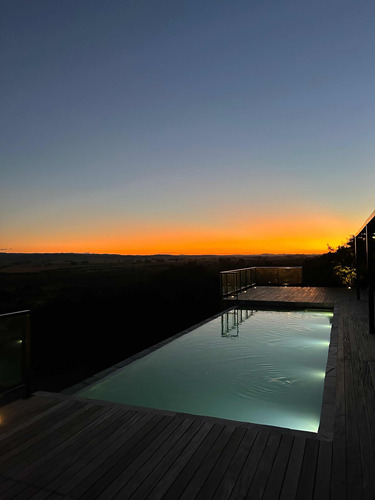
2, 0, 374, 255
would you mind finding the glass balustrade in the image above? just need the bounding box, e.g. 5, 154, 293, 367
0, 310, 31, 401
220, 267, 302, 297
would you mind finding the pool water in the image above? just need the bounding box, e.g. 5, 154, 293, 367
78, 308, 333, 432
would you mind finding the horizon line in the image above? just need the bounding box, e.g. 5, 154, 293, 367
0, 251, 323, 257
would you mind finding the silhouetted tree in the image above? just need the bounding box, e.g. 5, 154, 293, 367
303, 236, 355, 286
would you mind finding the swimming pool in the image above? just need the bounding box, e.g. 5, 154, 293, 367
78, 308, 333, 433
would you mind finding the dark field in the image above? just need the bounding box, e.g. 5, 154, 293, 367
1, 252, 318, 392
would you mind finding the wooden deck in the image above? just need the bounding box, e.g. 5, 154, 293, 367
235, 285, 350, 306
1, 287, 375, 499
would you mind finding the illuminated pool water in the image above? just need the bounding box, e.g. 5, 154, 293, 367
78, 308, 333, 432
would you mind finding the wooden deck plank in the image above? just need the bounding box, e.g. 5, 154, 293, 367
344, 358, 364, 500
295, 438, 319, 500
350, 358, 375, 498
0, 476, 19, 494
55, 412, 159, 496
347, 310, 375, 474
113, 418, 196, 499
330, 313, 347, 500
246, 432, 282, 499
103, 417, 188, 498
331, 413, 346, 500
2, 404, 101, 475
163, 425, 235, 500
30, 493, 66, 500
195, 426, 248, 500
28, 489, 61, 500
127, 419, 206, 500
361, 362, 375, 457
161, 423, 226, 500
227, 430, 270, 499
313, 440, 332, 500
262, 433, 294, 500
0, 399, 77, 445
8, 405, 106, 478
140, 422, 217, 500
7, 484, 40, 499
84, 415, 176, 500
34, 408, 136, 489
0, 480, 31, 499
44, 410, 148, 493
342, 316, 352, 360
368, 361, 375, 390
212, 427, 259, 500
279, 436, 306, 500
0, 395, 61, 434
13, 406, 122, 483
0, 400, 87, 465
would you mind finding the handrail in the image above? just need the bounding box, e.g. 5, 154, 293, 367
0, 310, 31, 401
0, 310, 31, 318
220, 266, 302, 273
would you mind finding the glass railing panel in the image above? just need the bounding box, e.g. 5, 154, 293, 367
255, 267, 279, 285
221, 272, 238, 296
0, 311, 31, 398
239, 269, 248, 290
279, 267, 303, 285
220, 267, 302, 296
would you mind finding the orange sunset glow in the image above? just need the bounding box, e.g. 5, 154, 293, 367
5, 213, 354, 255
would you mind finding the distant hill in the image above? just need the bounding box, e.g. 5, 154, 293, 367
0, 252, 319, 274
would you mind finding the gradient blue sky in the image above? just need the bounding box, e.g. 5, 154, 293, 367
2, 0, 374, 254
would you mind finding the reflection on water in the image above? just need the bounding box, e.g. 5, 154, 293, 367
220, 307, 333, 337
221, 309, 255, 337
